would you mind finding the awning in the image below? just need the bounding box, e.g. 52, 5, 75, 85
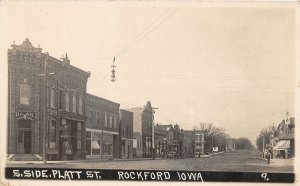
91, 141, 100, 149
273, 140, 290, 150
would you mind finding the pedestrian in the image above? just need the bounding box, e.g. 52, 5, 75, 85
266, 150, 271, 164
161, 148, 165, 159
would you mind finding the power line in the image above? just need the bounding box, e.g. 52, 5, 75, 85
116, 8, 180, 58
115, 7, 172, 57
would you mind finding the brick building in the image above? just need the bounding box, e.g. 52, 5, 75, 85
127, 101, 153, 158
8, 38, 90, 160
85, 93, 120, 159
154, 124, 168, 158
119, 109, 134, 159
183, 130, 205, 157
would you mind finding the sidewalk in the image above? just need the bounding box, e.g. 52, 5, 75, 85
269, 158, 294, 167
6, 157, 158, 165
7, 151, 227, 165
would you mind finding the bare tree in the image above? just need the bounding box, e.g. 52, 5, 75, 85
193, 122, 228, 153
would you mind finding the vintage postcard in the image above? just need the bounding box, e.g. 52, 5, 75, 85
0, 0, 299, 185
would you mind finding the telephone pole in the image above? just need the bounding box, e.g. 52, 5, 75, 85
42, 54, 48, 164
152, 107, 158, 160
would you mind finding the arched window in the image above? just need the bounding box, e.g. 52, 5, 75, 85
104, 114, 108, 127
89, 110, 94, 125
96, 112, 100, 126
20, 83, 30, 105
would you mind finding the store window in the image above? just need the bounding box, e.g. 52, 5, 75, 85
77, 122, 81, 150
20, 83, 30, 105
48, 120, 56, 148
86, 131, 91, 155
103, 144, 113, 156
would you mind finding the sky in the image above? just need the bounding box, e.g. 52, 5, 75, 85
1, 1, 297, 144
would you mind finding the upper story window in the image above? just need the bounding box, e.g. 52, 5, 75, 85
104, 114, 108, 127
89, 110, 93, 125
78, 96, 83, 114
59, 90, 63, 110
65, 92, 69, 111
72, 94, 76, 113
50, 88, 55, 108
96, 112, 100, 126
114, 116, 117, 129
109, 115, 113, 128
20, 82, 30, 105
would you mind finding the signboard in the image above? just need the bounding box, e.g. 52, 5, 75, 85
15, 112, 35, 120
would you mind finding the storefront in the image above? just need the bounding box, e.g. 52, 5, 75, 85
59, 119, 84, 160
121, 138, 133, 159
85, 128, 117, 159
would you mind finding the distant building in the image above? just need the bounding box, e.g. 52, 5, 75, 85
127, 101, 153, 158
182, 135, 194, 158
273, 117, 295, 158
183, 130, 205, 157
85, 93, 120, 159
154, 124, 168, 158
119, 109, 134, 159
7, 38, 90, 160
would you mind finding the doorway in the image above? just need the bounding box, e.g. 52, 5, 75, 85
17, 130, 32, 154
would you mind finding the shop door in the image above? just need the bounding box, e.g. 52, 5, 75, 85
23, 131, 32, 153
17, 130, 32, 154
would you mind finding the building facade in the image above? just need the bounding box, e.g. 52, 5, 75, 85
119, 109, 134, 159
85, 93, 120, 159
8, 38, 90, 160
127, 101, 153, 158
183, 130, 205, 157
273, 117, 295, 159
154, 124, 168, 158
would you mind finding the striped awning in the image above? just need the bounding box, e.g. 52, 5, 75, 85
273, 140, 290, 150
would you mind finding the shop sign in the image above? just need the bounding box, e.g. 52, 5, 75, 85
15, 112, 35, 120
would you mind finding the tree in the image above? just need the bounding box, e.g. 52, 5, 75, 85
193, 122, 228, 153
235, 137, 254, 150
256, 125, 276, 152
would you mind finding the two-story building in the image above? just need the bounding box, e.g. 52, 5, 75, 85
127, 101, 153, 158
154, 124, 168, 158
183, 130, 205, 157
119, 109, 134, 159
8, 38, 90, 160
85, 94, 120, 159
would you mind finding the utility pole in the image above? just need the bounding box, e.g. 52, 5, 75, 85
152, 107, 158, 160
42, 54, 48, 164
262, 135, 265, 158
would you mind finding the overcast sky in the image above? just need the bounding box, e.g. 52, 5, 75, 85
1, 1, 297, 144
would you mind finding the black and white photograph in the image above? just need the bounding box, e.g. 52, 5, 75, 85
0, 0, 299, 185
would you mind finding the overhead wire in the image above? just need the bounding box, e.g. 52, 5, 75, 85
115, 7, 172, 58
115, 8, 180, 58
